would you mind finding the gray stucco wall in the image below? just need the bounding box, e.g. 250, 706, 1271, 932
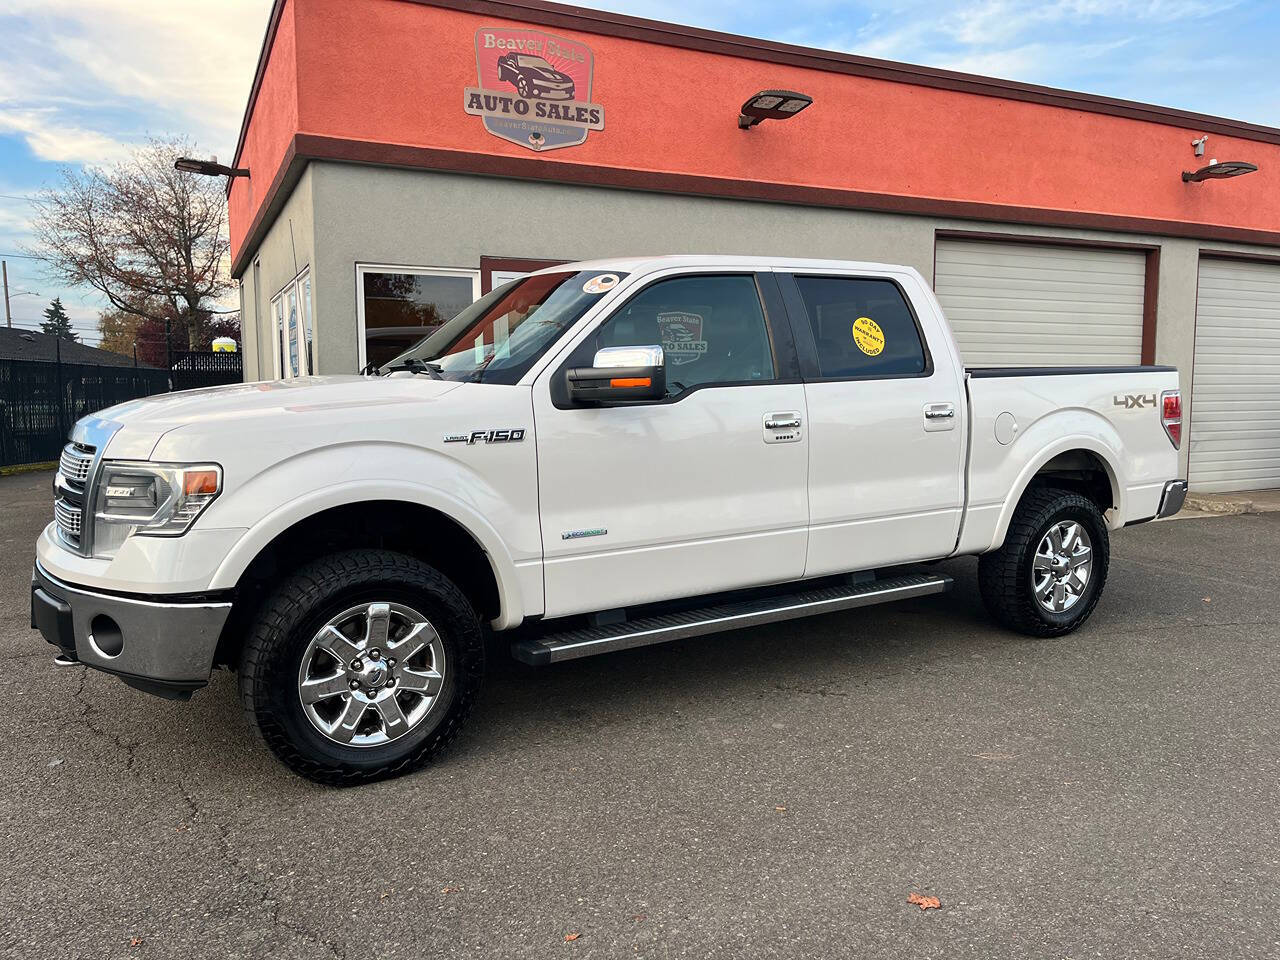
238, 159, 1280, 478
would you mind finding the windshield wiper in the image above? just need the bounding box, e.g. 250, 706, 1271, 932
378, 358, 443, 379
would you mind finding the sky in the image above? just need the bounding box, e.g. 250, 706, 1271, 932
0, 0, 1276, 345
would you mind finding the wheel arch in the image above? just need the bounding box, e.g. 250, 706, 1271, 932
989, 436, 1124, 552
210, 480, 529, 638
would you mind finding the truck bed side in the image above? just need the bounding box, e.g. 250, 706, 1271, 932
958, 365, 1181, 555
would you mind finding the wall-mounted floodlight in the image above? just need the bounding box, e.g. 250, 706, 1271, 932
1182, 160, 1258, 183
174, 157, 250, 179
738, 90, 813, 129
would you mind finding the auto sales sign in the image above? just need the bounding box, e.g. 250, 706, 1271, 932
464, 27, 605, 152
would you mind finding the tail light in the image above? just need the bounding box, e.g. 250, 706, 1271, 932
1161, 390, 1182, 449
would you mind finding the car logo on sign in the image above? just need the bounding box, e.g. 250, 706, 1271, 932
463, 27, 605, 152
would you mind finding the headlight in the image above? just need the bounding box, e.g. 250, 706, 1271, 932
92, 461, 222, 558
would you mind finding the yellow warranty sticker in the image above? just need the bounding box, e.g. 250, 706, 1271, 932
852, 316, 885, 356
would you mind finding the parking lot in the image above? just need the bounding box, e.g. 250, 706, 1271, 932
2, 467, 1279, 959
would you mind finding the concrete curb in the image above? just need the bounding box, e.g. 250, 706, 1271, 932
1183, 494, 1254, 516
0, 461, 56, 477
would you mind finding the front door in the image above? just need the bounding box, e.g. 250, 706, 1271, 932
533, 272, 809, 618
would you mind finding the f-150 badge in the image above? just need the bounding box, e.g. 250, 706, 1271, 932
444, 429, 526, 444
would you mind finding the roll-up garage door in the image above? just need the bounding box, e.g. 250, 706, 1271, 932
934, 238, 1146, 367
1189, 258, 1280, 493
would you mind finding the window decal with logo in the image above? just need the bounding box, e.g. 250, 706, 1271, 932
463, 27, 605, 152
657, 312, 709, 366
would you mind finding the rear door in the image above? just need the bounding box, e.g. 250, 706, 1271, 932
532, 271, 809, 618
777, 270, 966, 575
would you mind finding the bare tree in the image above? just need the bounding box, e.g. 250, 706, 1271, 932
31, 136, 232, 351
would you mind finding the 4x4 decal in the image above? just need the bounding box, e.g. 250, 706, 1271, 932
1113, 394, 1158, 409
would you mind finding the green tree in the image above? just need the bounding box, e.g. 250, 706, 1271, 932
41, 297, 79, 342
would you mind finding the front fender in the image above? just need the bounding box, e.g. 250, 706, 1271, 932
204, 441, 541, 630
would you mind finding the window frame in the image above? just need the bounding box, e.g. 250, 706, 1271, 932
270, 266, 314, 379
355, 263, 481, 371
550, 271, 800, 409
776, 271, 935, 383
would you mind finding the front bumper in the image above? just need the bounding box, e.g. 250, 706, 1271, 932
1156, 479, 1188, 519
30, 561, 232, 699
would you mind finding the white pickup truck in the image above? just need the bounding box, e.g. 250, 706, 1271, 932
31, 256, 1185, 783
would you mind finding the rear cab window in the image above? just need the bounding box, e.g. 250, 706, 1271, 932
784, 275, 931, 379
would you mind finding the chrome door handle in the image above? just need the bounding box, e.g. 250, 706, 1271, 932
765, 418, 802, 430
924, 404, 955, 420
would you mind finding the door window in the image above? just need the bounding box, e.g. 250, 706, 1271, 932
590, 275, 775, 396
792, 276, 928, 378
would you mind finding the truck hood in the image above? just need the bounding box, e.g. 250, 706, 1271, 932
96, 376, 464, 459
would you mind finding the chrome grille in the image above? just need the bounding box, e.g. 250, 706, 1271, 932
59, 444, 93, 483
54, 499, 82, 539
54, 441, 96, 550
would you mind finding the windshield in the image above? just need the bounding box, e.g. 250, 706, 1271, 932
381, 270, 627, 384
518, 56, 554, 69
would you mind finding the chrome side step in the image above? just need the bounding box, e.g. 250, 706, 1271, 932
512, 572, 952, 666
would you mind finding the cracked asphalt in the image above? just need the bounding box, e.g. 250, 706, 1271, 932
2, 468, 1279, 959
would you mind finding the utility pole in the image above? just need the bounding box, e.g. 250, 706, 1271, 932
2, 260, 10, 328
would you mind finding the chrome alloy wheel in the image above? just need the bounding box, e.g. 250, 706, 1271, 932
297, 602, 446, 747
1032, 521, 1093, 613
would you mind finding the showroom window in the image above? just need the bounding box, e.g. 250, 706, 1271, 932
270, 267, 314, 378
357, 264, 480, 370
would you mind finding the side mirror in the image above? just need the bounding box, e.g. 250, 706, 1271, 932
566, 345, 666, 405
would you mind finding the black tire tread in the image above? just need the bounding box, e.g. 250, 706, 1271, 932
978, 487, 1110, 638
238, 549, 483, 786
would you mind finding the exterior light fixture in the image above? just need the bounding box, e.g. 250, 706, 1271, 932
738, 90, 813, 129
174, 157, 250, 179
1182, 160, 1258, 183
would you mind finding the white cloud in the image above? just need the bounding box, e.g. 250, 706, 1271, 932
0, 0, 271, 160
0, 108, 134, 164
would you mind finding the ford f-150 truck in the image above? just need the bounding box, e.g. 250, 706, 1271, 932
31, 256, 1186, 784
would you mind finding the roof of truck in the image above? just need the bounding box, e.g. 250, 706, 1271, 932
530, 255, 919, 278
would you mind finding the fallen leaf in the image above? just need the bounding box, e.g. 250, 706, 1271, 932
129, 937, 144, 948
564, 932, 581, 942
631, 914, 647, 922
440, 887, 459, 895
907, 893, 941, 911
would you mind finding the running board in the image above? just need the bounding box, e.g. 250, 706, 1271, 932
512, 572, 952, 666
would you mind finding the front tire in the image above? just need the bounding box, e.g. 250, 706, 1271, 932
978, 487, 1110, 637
238, 550, 484, 785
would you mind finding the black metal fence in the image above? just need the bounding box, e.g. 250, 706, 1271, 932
1, 359, 169, 468
170, 351, 244, 391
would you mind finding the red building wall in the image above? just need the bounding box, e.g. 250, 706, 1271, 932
229, 0, 1280, 265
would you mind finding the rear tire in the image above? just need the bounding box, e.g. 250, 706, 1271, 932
239, 549, 484, 785
978, 487, 1110, 637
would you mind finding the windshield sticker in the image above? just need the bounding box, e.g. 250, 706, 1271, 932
583, 274, 619, 294
463, 28, 605, 152
852, 316, 885, 356
658, 312, 708, 366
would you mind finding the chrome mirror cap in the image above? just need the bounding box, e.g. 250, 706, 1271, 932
592, 344, 664, 369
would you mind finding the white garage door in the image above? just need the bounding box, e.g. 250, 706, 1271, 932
934, 238, 1146, 367
1189, 258, 1280, 493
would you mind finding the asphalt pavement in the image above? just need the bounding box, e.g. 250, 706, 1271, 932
1, 468, 1278, 960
